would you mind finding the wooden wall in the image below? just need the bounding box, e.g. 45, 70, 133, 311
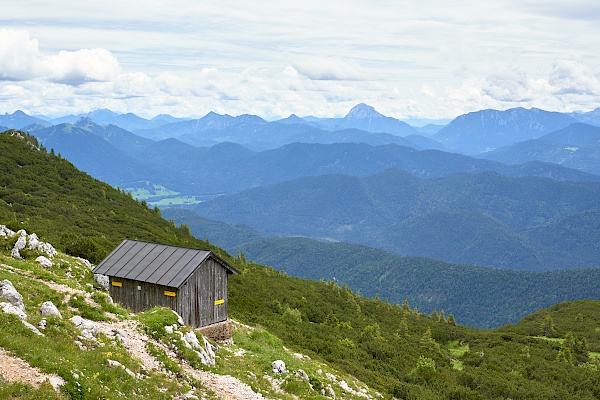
177, 258, 229, 328
108, 277, 177, 313
107, 257, 230, 328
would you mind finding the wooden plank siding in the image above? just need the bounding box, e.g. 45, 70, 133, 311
109, 277, 178, 313
177, 258, 229, 327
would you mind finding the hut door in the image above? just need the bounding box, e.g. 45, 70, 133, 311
212, 267, 227, 323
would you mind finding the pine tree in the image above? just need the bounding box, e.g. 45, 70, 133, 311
447, 313, 457, 326
541, 315, 555, 337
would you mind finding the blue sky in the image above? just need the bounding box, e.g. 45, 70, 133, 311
1, 0, 600, 121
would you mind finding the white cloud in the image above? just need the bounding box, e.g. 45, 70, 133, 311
291, 56, 365, 81
0, 29, 121, 85
2, 0, 600, 123
482, 67, 534, 103
0, 29, 43, 81
548, 60, 600, 96
47, 48, 121, 85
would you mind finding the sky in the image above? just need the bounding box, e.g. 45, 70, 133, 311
1, 0, 600, 122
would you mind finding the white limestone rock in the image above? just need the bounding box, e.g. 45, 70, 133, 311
71, 315, 98, 339
27, 233, 40, 250
0, 280, 25, 313
0, 301, 27, 320
107, 359, 136, 378
37, 241, 57, 258
94, 274, 110, 291
171, 310, 185, 326
40, 301, 62, 318
183, 331, 201, 348
76, 257, 92, 269
11, 232, 27, 259
36, 255, 53, 268
0, 225, 15, 237
271, 360, 286, 374
22, 320, 44, 336
296, 369, 310, 382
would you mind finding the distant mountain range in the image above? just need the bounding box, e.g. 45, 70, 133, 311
484, 123, 600, 175
4, 104, 600, 274
433, 107, 579, 154
24, 116, 600, 197
190, 169, 600, 270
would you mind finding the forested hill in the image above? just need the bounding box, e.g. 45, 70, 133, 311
2, 129, 600, 398
0, 130, 203, 261
164, 208, 600, 329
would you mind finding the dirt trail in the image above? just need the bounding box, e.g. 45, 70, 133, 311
45, 280, 267, 399
0, 346, 64, 391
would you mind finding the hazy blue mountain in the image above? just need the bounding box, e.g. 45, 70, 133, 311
0, 110, 47, 129
191, 169, 600, 270
414, 124, 446, 135
276, 114, 311, 125
162, 208, 264, 249
484, 123, 600, 175
28, 123, 160, 186
434, 107, 578, 154
570, 107, 600, 127
140, 140, 599, 196
539, 122, 600, 145
373, 210, 543, 269
135, 111, 425, 151
526, 209, 600, 268
133, 112, 267, 140
20, 122, 53, 132
315, 103, 419, 136
150, 113, 190, 125
402, 134, 448, 151
49, 109, 188, 131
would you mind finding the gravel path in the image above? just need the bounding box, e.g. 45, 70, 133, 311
0, 346, 64, 391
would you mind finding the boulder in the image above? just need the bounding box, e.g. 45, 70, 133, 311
0, 280, 25, 313
296, 369, 310, 382
71, 315, 98, 339
40, 301, 62, 318
183, 331, 201, 348
37, 242, 57, 258
36, 256, 53, 268
11, 232, 27, 259
22, 320, 44, 336
0, 301, 27, 320
0, 225, 15, 237
271, 360, 286, 374
94, 274, 110, 291
27, 233, 40, 250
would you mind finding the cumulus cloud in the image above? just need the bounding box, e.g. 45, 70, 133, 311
548, 60, 600, 96
482, 67, 535, 102
47, 48, 121, 85
0, 29, 43, 81
291, 56, 365, 81
0, 29, 121, 85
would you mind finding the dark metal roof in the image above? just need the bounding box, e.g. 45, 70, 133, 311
92, 239, 239, 288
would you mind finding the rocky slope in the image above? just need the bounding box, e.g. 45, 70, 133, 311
0, 226, 381, 399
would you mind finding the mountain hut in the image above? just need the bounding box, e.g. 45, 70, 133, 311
92, 239, 239, 328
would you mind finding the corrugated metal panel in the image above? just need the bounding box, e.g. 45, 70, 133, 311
92, 239, 236, 287
160, 251, 210, 288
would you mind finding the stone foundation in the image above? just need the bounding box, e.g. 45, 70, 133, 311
197, 319, 232, 342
